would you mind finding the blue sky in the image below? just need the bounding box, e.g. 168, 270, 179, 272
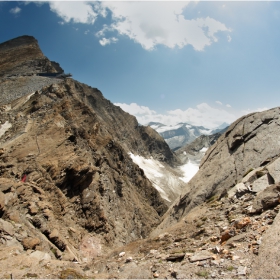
1, 1, 280, 128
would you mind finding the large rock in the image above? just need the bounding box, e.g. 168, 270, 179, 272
29, 250, 52, 261
0, 218, 15, 236
251, 211, 280, 278
251, 174, 270, 193
0, 35, 180, 253
156, 107, 280, 230
267, 157, 280, 183
251, 183, 280, 213
22, 237, 41, 250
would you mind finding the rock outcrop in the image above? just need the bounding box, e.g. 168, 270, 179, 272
0, 35, 63, 78
0, 35, 178, 276
175, 133, 222, 165
156, 107, 280, 229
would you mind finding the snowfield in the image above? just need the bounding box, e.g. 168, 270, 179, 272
179, 160, 199, 183
129, 152, 200, 204
129, 152, 170, 201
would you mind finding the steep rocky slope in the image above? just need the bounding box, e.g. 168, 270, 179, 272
87, 109, 280, 279
0, 35, 63, 78
175, 133, 222, 165
0, 35, 182, 278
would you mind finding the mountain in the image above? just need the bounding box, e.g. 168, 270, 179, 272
148, 121, 227, 150
0, 35, 185, 277
1, 35, 280, 279
155, 106, 280, 233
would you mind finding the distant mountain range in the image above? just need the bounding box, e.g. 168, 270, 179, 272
148, 121, 229, 150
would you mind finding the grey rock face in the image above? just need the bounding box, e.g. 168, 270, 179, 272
251, 174, 270, 193
157, 107, 280, 229
267, 156, 280, 183
251, 210, 280, 278
251, 183, 280, 213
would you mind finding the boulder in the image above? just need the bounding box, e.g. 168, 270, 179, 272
251, 211, 280, 278
29, 250, 52, 261
118, 262, 151, 279
189, 251, 214, 262
242, 167, 264, 184
251, 174, 270, 193
251, 183, 280, 213
49, 229, 66, 251
267, 156, 280, 183
0, 218, 15, 236
22, 237, 41, 250
233, 217, 251, 229
0, 178, 14, 193
227, 183, 248, 199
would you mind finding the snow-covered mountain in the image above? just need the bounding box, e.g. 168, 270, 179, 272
148, 122, 228, 150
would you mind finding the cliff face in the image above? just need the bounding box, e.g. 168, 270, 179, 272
0, 35, 63, 77
0, 35, 176, 268
156, 107, 280, 230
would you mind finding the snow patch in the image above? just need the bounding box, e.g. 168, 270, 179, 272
189, 128, 195, 136
179, 160, 199, 183
129, 152, 170, 202
199, 129, 212, 135
156, 123, 183, 133
0, 121, 12, 138
200, 147, 208, 153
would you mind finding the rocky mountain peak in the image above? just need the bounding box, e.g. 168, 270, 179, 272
0, 35, 63, 78
0, 35, 180, 277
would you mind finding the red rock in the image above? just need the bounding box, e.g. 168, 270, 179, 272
234, 217, 251, 229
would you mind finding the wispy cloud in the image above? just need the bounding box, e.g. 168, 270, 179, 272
114, 102, 237, 129
10, 6, 21, 15
48, 1, 98, 24
216, 101, 223, 105
99, 37, 118, 46
240, 107, 268, 116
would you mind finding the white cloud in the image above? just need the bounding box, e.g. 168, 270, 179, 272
114, 102, 156, 116
226, 104, 231, 108
240, 107, 268, 116
84, 30, 90, 35
99, 2, 231, 51
95, 25, 113, 37
227, 35, 232, 42
45, 1, 231, 51
49, 1, 98, 24
114, 102, 237, 129
99, 37, 118, 46
10, 7, 21, 14
216, 101, 223, 105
